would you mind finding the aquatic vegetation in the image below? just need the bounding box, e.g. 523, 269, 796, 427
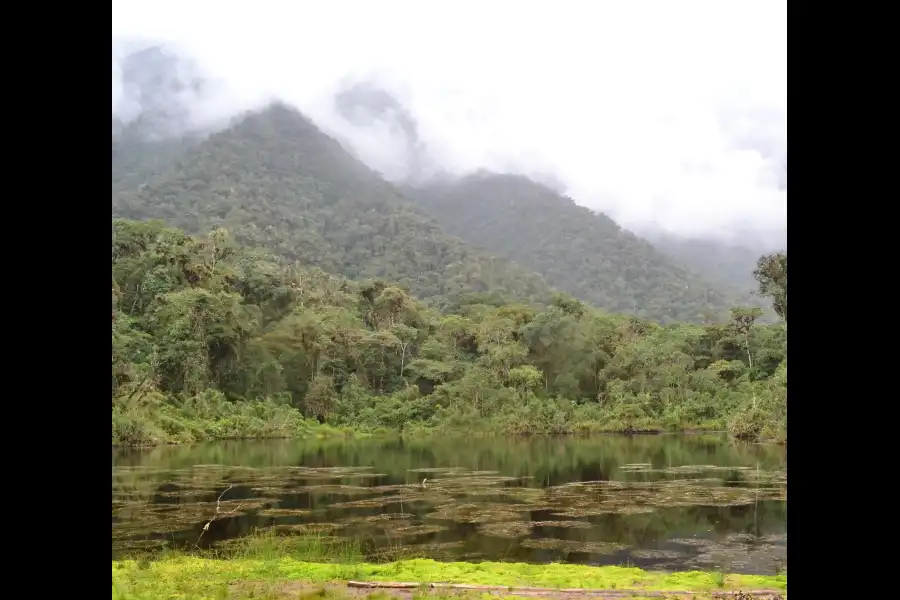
426, 502, 528, 523
257, 507, 315, 517
330, 493, 449, 509
274, 523, 347, 534
478, 521, 534, 538
297, 484, 376, 496
390, 524, 448, 537
531, 520, 593, 529
630, 549, 683, 560
407, 467, 464, 475
113, 452, 787, 575
360, 513, 416, 523
519, 538, 628, 554
669, 538, 716, 547
111, 538, 170, 553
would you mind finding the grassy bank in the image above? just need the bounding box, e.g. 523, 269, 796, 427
112, 533, 786, 599
112, 392, 785, 447
112, 394, 362, 446
112, 556, 786, 600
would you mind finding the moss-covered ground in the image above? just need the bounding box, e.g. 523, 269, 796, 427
112, 554, 785, 599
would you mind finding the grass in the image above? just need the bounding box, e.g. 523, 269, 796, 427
112, 532, 787, 600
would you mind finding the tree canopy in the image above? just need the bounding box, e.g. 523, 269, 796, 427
112, 220, 786, 446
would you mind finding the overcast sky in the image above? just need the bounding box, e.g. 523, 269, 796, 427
112, 0, 786, 244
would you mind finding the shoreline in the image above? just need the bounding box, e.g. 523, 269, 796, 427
112, 426, 785, 450
111, 556, 787, 600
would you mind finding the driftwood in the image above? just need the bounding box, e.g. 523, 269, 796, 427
346, 581, 784, 598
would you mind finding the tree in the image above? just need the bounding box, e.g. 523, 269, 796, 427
111, 219, 788, 445
753, 252, 787, 321
729, 307, 764, 369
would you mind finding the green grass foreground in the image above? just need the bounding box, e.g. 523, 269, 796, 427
112, 554, 786, 600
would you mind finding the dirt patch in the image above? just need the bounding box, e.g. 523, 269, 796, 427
234, 581, 784, 600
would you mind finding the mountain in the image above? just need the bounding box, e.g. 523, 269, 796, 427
643, 231, 778, 296
402, 173, 737, 323
112, 134, 198, 195
112, 92, 748, 323
111, 103, 554, 309
112, 43, 211, 194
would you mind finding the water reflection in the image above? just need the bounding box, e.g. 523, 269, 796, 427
112, 434, 786, 574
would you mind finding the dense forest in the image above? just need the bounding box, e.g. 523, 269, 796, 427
112, 219, 786, 446
112, 104, 554, 312
112, 103, 746, 323
405, 173, 742, 323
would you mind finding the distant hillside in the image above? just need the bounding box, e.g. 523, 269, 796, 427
403, 173, 737, 323
111, 133, 197, 195
111, 103, 554, 309
645, 231, 782, 295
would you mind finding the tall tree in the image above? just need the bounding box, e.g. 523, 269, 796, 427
753, 253, 787, 321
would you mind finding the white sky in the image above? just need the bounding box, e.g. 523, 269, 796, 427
112, 0, 787, 242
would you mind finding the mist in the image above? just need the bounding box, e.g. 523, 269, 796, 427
112, 0, 786, 247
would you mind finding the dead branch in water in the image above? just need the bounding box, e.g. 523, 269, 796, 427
195, 484, 246, 547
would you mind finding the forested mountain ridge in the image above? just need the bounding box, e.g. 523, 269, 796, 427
403, 173, 736, 323
111, 103, 554, 310
644, 230, 783, 299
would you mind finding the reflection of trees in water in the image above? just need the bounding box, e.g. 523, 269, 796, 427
113, 436, 786, 570
113, 435, 785, 477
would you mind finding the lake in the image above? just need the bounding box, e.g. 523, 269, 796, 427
112, 434, 786, 574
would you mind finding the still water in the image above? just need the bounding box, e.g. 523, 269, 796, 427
112, 434, 786, 574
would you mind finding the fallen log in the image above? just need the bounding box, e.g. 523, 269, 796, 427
346, 581, 784, 597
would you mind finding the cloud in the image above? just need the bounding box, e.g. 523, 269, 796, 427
112, 0, 786, 242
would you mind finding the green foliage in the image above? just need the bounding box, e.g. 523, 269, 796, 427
112, 104, 769, 325
112, 551, 786, 600
112, 104, 553, 311
754, 252, 787, 321
112, 220, 786, 445
405, 173, 742, 323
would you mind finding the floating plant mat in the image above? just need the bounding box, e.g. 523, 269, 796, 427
272, 522, 347, 534
426, 502, 529, 523
479, 519, 593, 539
551, 506, 656, 517
460, 487, 545, 501
256, 507, 314, 518
426, 475, 531, 487
532, 520, 594, 529
669, 537, 717, 547
113, 454, 786, 571
156, 489, 221, 499
407, 467, 465, 475
356, 512, 416, 523
630, 549, 683, 559
112, 538, 171, 553
329, 492, 452, 509
197, 497, 278, 512
294, 484, 375, 496
388, 524, 448, 537
339, 515, 441, 534
519, 538, 628, 554
479, 521, 534, 538
617, 464, 783, 479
